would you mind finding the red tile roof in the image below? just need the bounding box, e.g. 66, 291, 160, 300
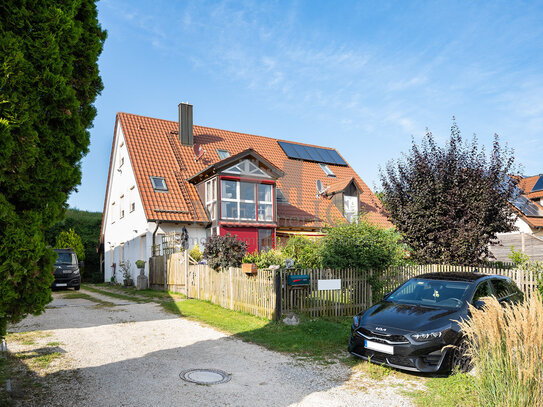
513, 175, 543, 229
112, 112, 391, 230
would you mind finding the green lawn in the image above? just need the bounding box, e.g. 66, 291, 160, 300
409, 373, 477, 407
165, 299, 352, 359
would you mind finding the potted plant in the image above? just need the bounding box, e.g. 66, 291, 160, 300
135, 260, 146, 270
119, 260, 133, 287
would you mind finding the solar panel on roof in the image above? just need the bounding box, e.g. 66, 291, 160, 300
511, 194, 543, 217
278, 142, 302, 159
531, 175, 543, 192
277, 141, 348, 166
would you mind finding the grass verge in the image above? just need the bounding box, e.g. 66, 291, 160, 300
162, 299, 351, 359
89, 283, 185, 301
81, 285, 148, 303
62, 292, 115, 307
408, 373, 477, 407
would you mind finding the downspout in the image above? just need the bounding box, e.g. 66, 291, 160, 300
152, 221, 162, 256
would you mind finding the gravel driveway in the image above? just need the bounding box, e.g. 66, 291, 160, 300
6, 290, 420, 407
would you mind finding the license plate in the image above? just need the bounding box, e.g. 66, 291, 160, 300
365, 340, 394, 355
56, 283, 67, 287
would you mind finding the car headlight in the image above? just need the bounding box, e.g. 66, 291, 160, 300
73, 269, 80, 275
352, 315, 361, 328
411, 330, 444, 341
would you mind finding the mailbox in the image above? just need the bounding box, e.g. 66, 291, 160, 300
287, 274, 309, 287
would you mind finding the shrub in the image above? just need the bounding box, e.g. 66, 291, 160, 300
281, 235, 321, 269
203, 234, 247, 271
459, 293, 543, 407
135, 260, 146, 269
119, 260, 132, 281
55, 228, 85, 261
243, 249, 286, 269
189, 243, 203, 262
509, 246, 530, 266
319, 220, 405, 271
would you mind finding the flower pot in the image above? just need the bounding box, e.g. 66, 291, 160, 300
242, 263, 257, 275
123, 278, 133, 287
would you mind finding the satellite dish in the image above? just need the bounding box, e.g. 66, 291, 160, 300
316, 179, 329, 198
193, 143, 206, 162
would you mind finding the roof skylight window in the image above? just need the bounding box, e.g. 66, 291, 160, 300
319, 163, 335, 177
217, 149, 230, 160
150, 176, 168, 192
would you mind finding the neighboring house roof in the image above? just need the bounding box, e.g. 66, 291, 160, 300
110, 112, 391, 230
518, 174, 543, 199
513, 174, 543, 229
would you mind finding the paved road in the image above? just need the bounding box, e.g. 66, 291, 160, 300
8, 290, 417, 407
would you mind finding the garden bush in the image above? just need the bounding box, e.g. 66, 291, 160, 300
243, 249, 286, 269
319, 220, 405, 271
189, 243, 203, 262
281, 235, 321, 269
203, 234, 247, 271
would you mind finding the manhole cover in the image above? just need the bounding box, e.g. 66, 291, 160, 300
179, 368, 231, 385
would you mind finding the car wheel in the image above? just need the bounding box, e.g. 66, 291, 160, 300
450, 338, 472, 373
74, 285, 80, 291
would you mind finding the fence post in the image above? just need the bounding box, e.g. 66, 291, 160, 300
229, 267, 234, 310
163, 254, 167, 291
274, 270, 282, 322
184, 249, 189, 298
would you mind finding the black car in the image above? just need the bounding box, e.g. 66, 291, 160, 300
52, 248, 81, 290
348, 272, 523, 373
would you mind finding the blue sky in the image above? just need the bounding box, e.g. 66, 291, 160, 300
69, 0, 543, 212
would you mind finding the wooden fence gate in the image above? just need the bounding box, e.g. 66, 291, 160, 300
279, 268, 371, 318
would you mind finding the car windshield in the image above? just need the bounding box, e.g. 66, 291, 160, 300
55, 252, 77, 265
386, 278, 472, 310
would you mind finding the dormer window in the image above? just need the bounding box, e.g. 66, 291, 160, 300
319, 163, 335, 177
150, 176, 168, 192
217, 149, 230, 160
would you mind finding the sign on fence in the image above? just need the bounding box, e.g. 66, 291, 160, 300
317, 279, 341, 290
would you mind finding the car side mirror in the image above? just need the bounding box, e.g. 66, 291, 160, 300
473, 300, 486, 310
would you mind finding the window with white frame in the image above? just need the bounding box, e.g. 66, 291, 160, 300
150, 176, 168, 191
119, 195, 125, 219
111, 201, 116, 223
217, 149, 230, 160
129, 186, 135, 212
205, 178, 217, 220
344, 195, 358, 223
223, 159, 271, 178
220, 179, 273, 222
258, 184, 273, 221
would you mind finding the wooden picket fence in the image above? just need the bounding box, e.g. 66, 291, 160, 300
149, 254, 541, 320
376, 264, 539, 302
279, 268, 371, 317
187, 265, 276, 319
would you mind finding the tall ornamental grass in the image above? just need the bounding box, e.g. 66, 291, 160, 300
459, 292, 543, 407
